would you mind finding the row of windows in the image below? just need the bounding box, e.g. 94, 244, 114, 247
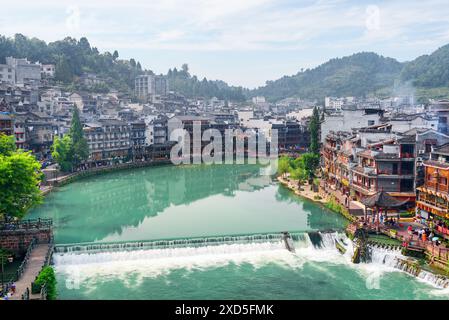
87, 133, 130, 139
89, 141, 130, 149
427, 175, 448, 185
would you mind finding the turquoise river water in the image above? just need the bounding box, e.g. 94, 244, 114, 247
28, 164, 449, 299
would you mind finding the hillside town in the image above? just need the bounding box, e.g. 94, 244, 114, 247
0, 56, 313, 167
3, 54, 449, 300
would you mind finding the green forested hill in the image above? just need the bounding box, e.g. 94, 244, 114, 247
0, 34, 246, 100
400, 44, 449, 89
252, 46, 449, 103
251, 52, 404, 102
0, 34, 144, 93
2, 33, 449, 102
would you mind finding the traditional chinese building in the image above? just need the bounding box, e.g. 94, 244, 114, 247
416, 144, 449, 228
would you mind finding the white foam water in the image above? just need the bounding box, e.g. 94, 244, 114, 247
53, 231, 449, 295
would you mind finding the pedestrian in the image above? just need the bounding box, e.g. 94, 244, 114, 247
407, 225, 413, 236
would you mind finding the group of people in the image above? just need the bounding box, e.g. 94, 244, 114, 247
407, 225, 443, 245
0, 283, 16, 300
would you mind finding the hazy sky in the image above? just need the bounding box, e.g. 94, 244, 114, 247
2, 0, 449, 88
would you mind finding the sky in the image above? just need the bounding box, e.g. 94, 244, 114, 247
1, 0, 449, 88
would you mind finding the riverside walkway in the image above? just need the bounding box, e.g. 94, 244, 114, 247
10, 243, 52, 300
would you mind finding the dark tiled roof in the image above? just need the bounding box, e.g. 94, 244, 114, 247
433, 143, 449, 155
361, 191, 410, 208
424, 160, 449, 169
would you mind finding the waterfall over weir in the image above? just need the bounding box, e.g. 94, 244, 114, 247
53, 231, 449, 292
367, 244, 449, 289
53, 231, 345, 266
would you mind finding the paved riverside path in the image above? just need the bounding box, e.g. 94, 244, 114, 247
10, 244, 51, 300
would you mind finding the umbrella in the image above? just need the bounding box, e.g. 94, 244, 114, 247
432, 237, 439, 242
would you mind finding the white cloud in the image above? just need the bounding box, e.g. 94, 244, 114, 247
1, 0, 449, 87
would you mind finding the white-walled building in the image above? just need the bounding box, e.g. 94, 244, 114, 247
135, 74, 169, 102
321, 107, 384, 143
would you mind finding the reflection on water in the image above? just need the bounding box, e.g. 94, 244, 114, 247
29, 164, 347, 244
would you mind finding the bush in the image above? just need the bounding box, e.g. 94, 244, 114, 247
34, 266, 57, 300
325, 196, 356, 222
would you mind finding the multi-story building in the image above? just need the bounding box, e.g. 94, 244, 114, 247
131, 121, 146, 146
321, 106, 384, 143
416, 144, 449, 239
0, 113, 14, 136
83, 120, 131, 163
0, 64, 15, 84
13, 115, 26, 149
26, 118, 55, 159
5, 57, 41, 85
321, 131, 359, 194
351, 138, 416, 206
41, 64, 55, 78
135, 74, 169, 102
272, 121, 310, 151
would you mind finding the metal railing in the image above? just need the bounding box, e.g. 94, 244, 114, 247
43, 237, 54, 267
0, 218, 53, 232
16, 237, 36, 280
40, 283, 47, 300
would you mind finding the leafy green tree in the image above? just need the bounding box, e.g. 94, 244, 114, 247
55, 55, 73, 83
69, 107, 89, 167
299, 153, 320, 180
0, 146, 43, 219
277, 156, 291, 177
34, 266, 57, 300
309, 107, 320, 154
289, 166, 306, 184
0, 134, 16, 156
51, 135, 74, 172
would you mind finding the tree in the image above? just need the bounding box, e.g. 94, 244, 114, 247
112, 50, 119, 60
277, 156, 290, 177
0, 134, 16, 156
0, 144, 43, 219
69, 107, 89, 167
289, 166, 306, 185
299, 153, 320, 180
51, 135, 73, 172
309, 106, 320, 154
54, 55, 73, 83
34, 266, 57, 300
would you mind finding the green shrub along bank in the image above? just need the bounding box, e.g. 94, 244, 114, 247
32, 266, 57, 300
325, 196, 356, 222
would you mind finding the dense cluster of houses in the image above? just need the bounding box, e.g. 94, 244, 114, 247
320, 99, 449, 239
0, 56, 313, 166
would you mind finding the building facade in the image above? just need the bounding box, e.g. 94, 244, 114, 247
135, 74, 169, 102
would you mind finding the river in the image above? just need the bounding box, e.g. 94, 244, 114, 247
28, 164, 449, 299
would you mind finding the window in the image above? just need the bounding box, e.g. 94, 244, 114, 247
368, 120, 375, 126
440, 177, 447, 185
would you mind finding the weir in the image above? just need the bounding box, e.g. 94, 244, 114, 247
54, 230, 341, 254
53, 229, 449, 291
367, 244, 449, 289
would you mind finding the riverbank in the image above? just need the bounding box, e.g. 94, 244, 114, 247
278, 175, 449, 284
277, 176, 357, 222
